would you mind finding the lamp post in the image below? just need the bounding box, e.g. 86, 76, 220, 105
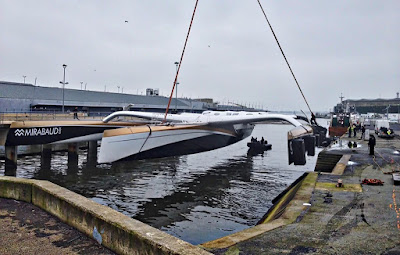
59, 64, 68, 113
22, 75, 26, 83
174, 61, 179, 113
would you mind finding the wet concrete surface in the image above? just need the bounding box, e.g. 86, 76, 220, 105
211, 135, 400, 254
0, 198, 114, 255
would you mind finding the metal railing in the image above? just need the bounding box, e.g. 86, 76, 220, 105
0, 110, 112, 123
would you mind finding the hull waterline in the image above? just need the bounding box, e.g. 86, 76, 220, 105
98, 123, 254, 163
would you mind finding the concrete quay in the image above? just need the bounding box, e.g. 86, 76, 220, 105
0, 177, 211, 255
0, 197, 115, 254
203, 135, 400, 254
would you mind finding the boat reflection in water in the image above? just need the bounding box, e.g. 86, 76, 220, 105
0, 122, 326, 245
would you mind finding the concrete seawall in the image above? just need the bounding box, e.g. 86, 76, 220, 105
0, 176, 211, 255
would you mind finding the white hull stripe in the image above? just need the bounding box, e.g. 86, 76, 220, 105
51, 133, 104, 144
98, 129, 235, 163
108, 130, 234, 144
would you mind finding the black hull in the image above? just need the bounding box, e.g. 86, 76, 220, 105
123, 134, 243, 161
6, 126, 117, 146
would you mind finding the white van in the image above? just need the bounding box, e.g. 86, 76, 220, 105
375, 120, 395, 138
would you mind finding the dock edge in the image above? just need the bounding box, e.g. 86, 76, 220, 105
0, 176, 211, 255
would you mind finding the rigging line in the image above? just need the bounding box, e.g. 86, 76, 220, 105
256, 0, 313, 115
163, 0, 200, 123
138, 125, 152, 154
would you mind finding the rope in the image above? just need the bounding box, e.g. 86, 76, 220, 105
256, 0, 313, 115
163, 0, 199, 123
138, 125, 152, 154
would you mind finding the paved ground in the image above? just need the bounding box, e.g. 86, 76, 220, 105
0, 198, 115, 255
211, 135, 400, 254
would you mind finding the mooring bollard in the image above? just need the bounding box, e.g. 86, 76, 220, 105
336, 179, 343, 188
288, 138, 306, 165
304, 135, 316, 156
315, 133, 321, 147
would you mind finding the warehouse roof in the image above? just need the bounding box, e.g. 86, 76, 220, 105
0, 81, 188, 107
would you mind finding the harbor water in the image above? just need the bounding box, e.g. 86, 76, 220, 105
0, 120, 327, 245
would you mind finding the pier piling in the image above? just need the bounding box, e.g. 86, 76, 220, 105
41, 144, 52, 158
87, 141, 97, 165
41, 144, 52, 170
5, 145, 17, 176
67, 143, 79, 171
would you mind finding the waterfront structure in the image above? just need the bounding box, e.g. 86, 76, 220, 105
336, 96, 400, 114
0, 81, 210, 114
0, 81, 261, 115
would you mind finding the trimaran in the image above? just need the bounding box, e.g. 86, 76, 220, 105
3, 110, 313, 164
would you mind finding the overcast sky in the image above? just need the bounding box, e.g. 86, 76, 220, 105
1, 1, 399, 111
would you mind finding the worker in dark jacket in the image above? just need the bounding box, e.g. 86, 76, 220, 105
310, 112, 317, 125
368, 134, 376, 155
361, 125, 366, 140
73, 107, 79, 120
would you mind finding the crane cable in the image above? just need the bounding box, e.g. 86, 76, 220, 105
163, 0, 199, 123
256, 0, 314, 116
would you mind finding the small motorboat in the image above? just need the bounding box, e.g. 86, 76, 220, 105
247, 141, 272, 151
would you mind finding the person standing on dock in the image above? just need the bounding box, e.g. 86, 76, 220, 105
361, 125, 366, 140
73, 107, 79, 120
348, 126, 352, 138
368, 134, 376, 155
353, 124, 357, 138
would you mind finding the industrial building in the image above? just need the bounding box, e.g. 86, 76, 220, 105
0, 81, 214, 115
334, 93, 400, 114
0, 81, 262, 115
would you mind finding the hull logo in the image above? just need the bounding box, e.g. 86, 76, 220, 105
14, 127, 62, 137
